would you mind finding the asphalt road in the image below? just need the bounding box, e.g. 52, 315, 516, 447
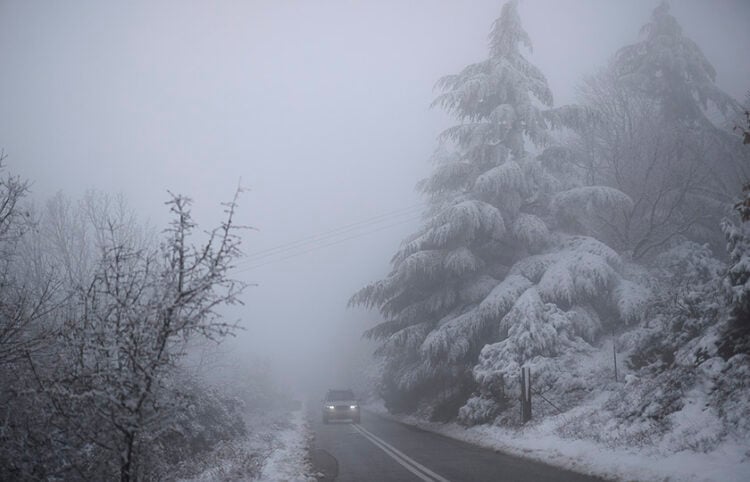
309, 408, 605, 482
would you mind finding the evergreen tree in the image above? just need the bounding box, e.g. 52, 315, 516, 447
352, 1, 642, 421
614, 1, 737, 123
547, 1, 749, 259
615, 0, 747, 198
722, 96, 750, 348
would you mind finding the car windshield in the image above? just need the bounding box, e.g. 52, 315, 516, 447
327, 390, 355, 401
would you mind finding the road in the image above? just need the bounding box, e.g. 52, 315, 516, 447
309, 409, 605, 482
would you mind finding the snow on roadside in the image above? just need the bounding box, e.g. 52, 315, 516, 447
176, 406, 314, 482
258, 407, 315, 482
367, 401, 750, 482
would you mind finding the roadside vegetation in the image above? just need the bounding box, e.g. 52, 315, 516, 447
353, 0, 750, 468
0, 172, 265, 480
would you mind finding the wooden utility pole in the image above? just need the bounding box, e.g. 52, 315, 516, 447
612, 326, 618, 382
520, 367, 532, 423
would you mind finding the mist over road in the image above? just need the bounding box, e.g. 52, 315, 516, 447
309, 408, 604, 482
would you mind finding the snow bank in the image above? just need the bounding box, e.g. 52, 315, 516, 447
367, 402, 750, 482
177, 406, 314, 482
259, 408, 315, 482
369, 333, 750, 482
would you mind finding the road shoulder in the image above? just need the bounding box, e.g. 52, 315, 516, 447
365, 402, 749, 482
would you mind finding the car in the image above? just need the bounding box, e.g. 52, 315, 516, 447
322, 389, 360, 424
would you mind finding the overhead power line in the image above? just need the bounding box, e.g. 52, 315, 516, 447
233, 214, 423, 273
235, 202, 427, 266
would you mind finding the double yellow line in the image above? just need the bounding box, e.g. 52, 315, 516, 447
351, 423, 451, 482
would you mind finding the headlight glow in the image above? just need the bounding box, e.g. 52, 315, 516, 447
350, 405, 358, 410
327, 405, 335, 410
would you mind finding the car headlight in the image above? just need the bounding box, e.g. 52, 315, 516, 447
327, 405, 335, 410
350, 405, 358, 410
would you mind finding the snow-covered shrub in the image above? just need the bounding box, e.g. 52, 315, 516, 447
146, 376, 248, 480
628, 241, 724, 372
588, 238, 750, 454
711, 354, 750, 438
558, 369, 691, 449
457, 369, 508, 425
562, 346, 743, 453
458, 395, 502, 426
0, 189, 248, 480
653, 240, 725, 283
722, 219, 750, 324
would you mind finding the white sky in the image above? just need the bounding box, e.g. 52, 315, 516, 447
2, 0, 749, 392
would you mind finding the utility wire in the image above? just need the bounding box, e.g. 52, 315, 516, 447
240, 202, 425, 260
233, 214, 422, 273
236, 202, 426, 265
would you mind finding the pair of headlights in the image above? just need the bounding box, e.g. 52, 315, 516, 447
326, 405, 358, 410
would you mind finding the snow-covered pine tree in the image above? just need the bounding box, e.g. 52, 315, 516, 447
351, 1, 548, 419
615, 0, 748, 208
721, 95, 750, 351
351, 1, 643, 423
545, 1, 749, 260
614, 1, 737, 123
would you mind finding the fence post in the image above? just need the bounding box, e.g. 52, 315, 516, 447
612, 326, 618, 382
520, 367, 532, 423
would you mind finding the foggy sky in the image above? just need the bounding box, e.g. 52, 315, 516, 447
1, 0, 749, 393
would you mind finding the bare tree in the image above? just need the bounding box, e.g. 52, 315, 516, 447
27, 190, 247, 481
0, 152, 74, 480
0, 151, 59, 366
549, 71, 730, 260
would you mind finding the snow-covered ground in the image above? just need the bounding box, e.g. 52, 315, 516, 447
367, 335, 750, 482
368, 400, 750, 482
177, 405, 314, 482
258, 408, 316, 482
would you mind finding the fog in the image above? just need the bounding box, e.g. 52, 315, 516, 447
2, 0, 749, 398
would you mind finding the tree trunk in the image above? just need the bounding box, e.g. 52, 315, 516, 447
121, 433, 135, 482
